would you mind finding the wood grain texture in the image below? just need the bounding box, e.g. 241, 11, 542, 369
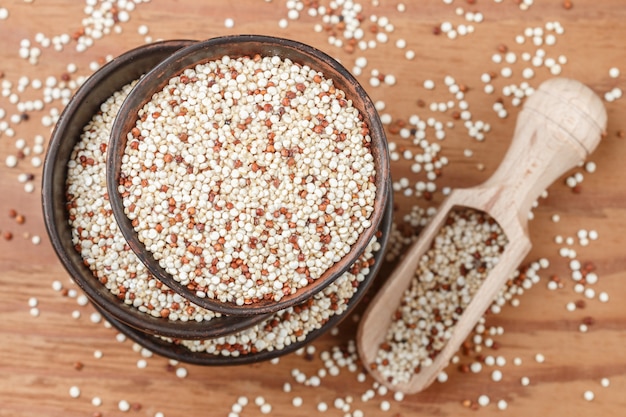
1, 1, 625, 416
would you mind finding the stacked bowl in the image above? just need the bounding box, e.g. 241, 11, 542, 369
42, 36, 392, 365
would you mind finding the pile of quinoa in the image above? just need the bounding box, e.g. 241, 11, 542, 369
371, 208, 508, 384
66, 81, 218, 322
118, 54, 377, 306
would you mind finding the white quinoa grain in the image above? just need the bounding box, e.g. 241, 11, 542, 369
69, 386, 81, 398
583, 390, 595, 401
585, 161, 597, 173
92, 397, 102, 407
89, 312, 102, 324
601, 378, 610, 387
470, 362, 482, 373
380, 400, 391, 411
292, 396, 303, 407
118, 400, 130, 412
76, 295, 88, 307
5, 155, 17, 168
175, 367, 188, 378
137, 25, 149, 35
497, 399, 508, 410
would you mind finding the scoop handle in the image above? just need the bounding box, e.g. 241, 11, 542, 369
482, 78, 607, 226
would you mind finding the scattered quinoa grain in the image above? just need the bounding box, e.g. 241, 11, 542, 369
118, 400, 130, 412
137, 25, 149, 36
69, 386, 81, 398
491, 369, 503, 382
380, 400, 391, 411
176, 367, 188, 378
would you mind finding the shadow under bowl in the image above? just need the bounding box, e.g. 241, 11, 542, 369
107, 34, 391, 317
42, 40, 269, 340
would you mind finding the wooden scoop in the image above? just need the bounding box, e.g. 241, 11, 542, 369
357, 78, 607, 394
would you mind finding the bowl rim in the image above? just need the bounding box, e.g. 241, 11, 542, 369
106, 34, 391, 316
41, 39, 269, 340
94, 187, 393, 366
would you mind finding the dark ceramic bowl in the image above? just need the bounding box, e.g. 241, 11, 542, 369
95, 188, 392, 365
42, 40, 268, 340
107, 35, 391, 316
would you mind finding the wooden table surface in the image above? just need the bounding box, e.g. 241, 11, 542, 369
1, 1, 625, 416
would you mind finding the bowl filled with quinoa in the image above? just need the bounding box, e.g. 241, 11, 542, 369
42, 40, 270, 340
107, 35, 391, 316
